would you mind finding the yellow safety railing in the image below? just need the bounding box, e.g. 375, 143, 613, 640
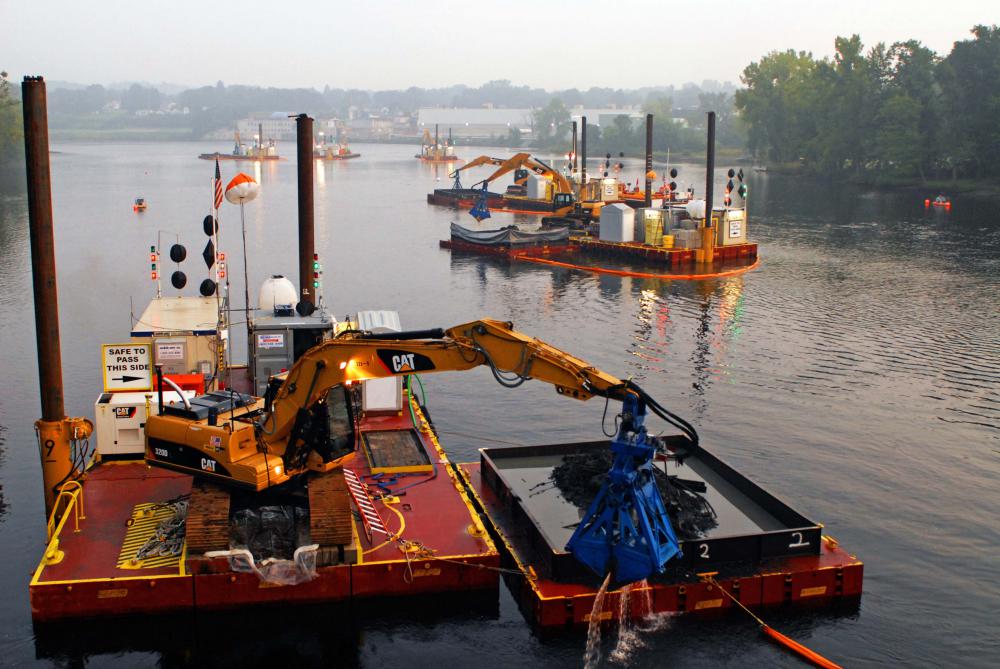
46, 480, 85, 541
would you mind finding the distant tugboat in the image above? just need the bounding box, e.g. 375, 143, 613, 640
199, 123, 281, 161
416, 124, 461, 163
132, 197, 147, 212
314, 131, 360, 160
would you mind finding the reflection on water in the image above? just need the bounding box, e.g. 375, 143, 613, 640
0, 144, 998, 667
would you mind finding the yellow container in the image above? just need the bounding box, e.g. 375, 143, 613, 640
644, 219, 663, 246
662, 234, 674, 249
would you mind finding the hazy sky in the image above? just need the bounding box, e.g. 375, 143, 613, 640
4, 0, 995, 91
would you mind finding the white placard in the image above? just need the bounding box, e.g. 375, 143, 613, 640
156, 342, 184, 360
257, 333, 285, 349
102, 343, 152, 392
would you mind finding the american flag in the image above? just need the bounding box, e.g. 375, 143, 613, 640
213, 158, 223, 210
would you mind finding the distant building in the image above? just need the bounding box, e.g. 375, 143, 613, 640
346, 116, 396, 140
237, 113, 298, 140
415, 106, 670, 140
416, 108, 534, 140
567, 106, 645, 129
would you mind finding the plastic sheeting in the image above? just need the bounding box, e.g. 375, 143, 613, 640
449, 223, 569, 246
205, 545, 319, 586
205, 504, 319, 585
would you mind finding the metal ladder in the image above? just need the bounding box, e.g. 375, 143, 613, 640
342, 468, 389, 543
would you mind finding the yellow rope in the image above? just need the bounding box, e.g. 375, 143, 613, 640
700, 573, 766, 626
362, 498, 406, 555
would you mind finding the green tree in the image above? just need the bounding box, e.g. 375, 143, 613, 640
600, 114, 635, 151
506, 126, 522, 147
882, 40, 940, 180
874, 93, 922, 175
0, 71, 23, 165
938, 24, 1000, 178
531, 98, 570, 147
734, 49, 821, 164
815, 35, 880, 174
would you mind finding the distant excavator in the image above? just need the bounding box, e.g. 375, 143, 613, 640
450, 152, 573, 194
143, 318, 698, 583
449, 153, 610, 222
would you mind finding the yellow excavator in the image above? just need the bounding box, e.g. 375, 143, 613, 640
144, 318, 695, 582
450, 152, 573, 194
450, 153, 609, 223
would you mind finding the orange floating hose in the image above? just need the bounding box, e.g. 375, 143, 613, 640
762, 626, 844, 669
700, 574, 843, 669
517, 255, 761, 281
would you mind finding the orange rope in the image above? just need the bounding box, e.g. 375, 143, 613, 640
516, 255, 761, 280
701, 574, 843, 669
762, 626, 844, 669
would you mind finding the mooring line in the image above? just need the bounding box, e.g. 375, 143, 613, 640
700, 573, 843, 669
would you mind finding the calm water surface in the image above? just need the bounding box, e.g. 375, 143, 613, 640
0, 142, 998, 667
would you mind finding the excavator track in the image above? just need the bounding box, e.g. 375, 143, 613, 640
185, 479, 232, 555
308, 468, 356, 565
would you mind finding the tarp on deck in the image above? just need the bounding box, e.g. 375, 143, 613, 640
450, 223, 569, 246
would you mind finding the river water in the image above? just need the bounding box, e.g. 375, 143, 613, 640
0, 142, 997, 667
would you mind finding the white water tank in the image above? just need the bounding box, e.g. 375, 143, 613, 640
685, 199, 707, 220
599, 203, 634, 243
526, 174, 548, 200
356, 310, 403, 413
258, 276, 298, 316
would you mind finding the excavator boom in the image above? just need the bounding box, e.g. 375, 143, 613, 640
451, 153, 573, 195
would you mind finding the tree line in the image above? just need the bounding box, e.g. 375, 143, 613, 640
735, 25, 1000, 182
530, 92, 743, 157
35, 78, 737, 140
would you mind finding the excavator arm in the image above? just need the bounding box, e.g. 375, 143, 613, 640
453, 153, 573, 195
265, 318, 691, 583
266, 318, 627, 447
448, 155, 508, 178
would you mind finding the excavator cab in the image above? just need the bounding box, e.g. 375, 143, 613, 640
553, 192, 575, 209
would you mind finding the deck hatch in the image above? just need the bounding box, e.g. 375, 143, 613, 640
361, 429, 433, 474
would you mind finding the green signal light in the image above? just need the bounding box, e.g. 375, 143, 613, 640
313, 281, 319, 288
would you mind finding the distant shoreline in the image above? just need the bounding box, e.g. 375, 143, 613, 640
759, 162, 1000, 197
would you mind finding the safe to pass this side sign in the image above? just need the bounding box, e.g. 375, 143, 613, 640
102, 343, 153, 392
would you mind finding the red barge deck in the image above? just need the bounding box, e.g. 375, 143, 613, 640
197, 152, 282, 161
30, 401, 498, 621
441, 235, 759, 273
315, 152, 361, 160
417, 155, 463, 164
428, 188, 560, 215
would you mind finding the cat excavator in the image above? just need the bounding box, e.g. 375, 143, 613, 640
450, 152, 573, 194
143, 318, 697, 583
450, 153, 608, 223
